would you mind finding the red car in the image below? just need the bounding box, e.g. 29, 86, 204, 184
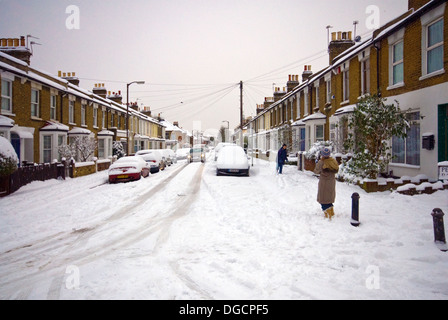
108, 156, 150, 183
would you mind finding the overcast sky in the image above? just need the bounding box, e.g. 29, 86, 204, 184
0, 0, 408, 132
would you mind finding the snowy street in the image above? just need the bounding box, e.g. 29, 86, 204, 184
0, 152, 447, 300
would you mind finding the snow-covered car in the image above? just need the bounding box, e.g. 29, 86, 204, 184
216, 145, 250, 176
108, 156, 150, 183
160, 149, 176, 166
214, 142, 234, 161
188, 146, 206, 163
175, 148, 191, 160
135, 149, 165, 173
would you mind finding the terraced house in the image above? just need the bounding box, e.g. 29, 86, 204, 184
248, 0, 448, 181
0, 39, 166, 165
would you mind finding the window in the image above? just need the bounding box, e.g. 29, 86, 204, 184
58, 135, 65, 161
315, 124, 324, 142
93, 107, 98, 127
392, 41, 404, 85
392, 112, 420, 166
427, 18, 444, 74
342, 69, 350, 102
50, 95, 57, 120
315, 86, 320, 109
361, 59, 371, 95
43, 135, 52, 163
110, 113, 114, 127
1, 79, 12, 113
31, 89, 40, 117
81, 104, 86, 126
102, 110, 105, 128
69, 100, 75, 124
98, 139, 105, 158
304, 89, 309, 115
326, 79, 331, 104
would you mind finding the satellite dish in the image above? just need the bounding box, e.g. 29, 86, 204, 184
355, 36, 362, 42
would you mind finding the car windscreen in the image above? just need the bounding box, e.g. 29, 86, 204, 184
190, 148, 203, 153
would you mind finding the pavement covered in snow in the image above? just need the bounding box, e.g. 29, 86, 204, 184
0, 153, 447, 300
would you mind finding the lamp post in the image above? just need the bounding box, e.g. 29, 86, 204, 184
126, 81, 145, 155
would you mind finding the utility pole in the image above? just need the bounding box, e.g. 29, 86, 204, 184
240, 80, 243, 148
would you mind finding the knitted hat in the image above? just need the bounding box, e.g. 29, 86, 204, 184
321, 148, 331, 157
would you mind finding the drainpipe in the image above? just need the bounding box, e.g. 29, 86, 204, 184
374, 41, 381, 97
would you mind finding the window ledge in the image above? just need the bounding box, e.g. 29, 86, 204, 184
340, 100, 350, 106
31, 116, 42, 121
1, 111, 15, 117
389, 163, 420, 169
419, 69, 445, 81
387, 82, 405, 91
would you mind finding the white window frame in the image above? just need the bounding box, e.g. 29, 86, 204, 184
326, 78, 331, 104
420, 3, 445, 80
342, 69, 350, 103
360, 58, 371, 96
93, 105, 98, 128
1, 78, 13, 114
31, 88, 40, 118
388, 28, 405, 90
50, 94, 57, 120
304, 88, 309, 116
69, 98, 75, 125
81, 103, 86, 126
314, 81, 320, 110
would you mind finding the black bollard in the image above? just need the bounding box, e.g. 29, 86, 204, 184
351, 193, 360, 227
431, 208, 447, 252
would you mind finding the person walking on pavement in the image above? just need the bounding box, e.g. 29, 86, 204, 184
314, 147, 339, 220
277, 144, 288, 174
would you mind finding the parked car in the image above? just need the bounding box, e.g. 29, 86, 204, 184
159, 149, 175, 166
165, 149, 177, 164
135, 149, 165, 173
108, 156, 150, 183
214, 142, 234, 161
216, 145, 250, 176
176, 148, 191, 160
188, 146, 206, 163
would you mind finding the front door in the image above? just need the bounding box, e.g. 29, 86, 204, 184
10, 133, 20, 165
439, 104, 448, 162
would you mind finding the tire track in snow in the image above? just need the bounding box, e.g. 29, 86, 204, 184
0, 162, 205, 299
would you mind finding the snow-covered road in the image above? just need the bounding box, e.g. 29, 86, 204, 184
0, 153, 447, 300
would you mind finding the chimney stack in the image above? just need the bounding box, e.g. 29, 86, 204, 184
302, 65, 313, 82
328, 31, 355, 64
107, 91, 123, 104
273, 87, 286, 102
0, 36, 32, 65
408, 0, 431, 10
59, 71, 80, 86
287, 74, 300, 92
93, 83, 107, 98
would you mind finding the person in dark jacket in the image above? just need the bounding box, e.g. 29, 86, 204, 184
277, 144, 288, 174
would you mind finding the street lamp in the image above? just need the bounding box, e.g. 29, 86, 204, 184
126, 81, 145, 155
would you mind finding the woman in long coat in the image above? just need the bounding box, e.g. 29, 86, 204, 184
314, 148, 339, 220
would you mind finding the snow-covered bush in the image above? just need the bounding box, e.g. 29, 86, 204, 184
0, 137, 18, 177
113, 141, 125, 159
343, 95, 408, 179
304, 141, 334, 160
58, 135, 97, 162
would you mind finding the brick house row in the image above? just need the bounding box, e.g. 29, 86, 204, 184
247, 0, 448, 181
0, 42, 166, 165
